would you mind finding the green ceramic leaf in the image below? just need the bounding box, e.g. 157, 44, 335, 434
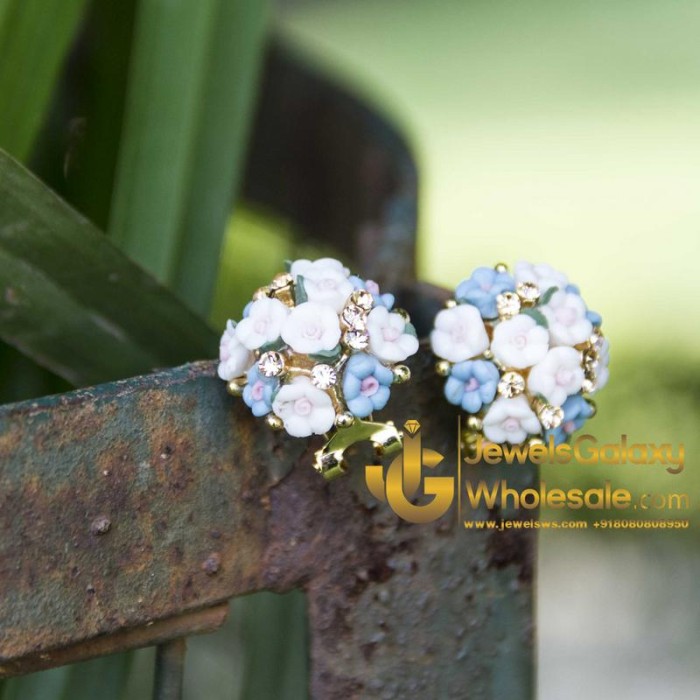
310, 344, 343, 362
294, 275, 309, 305
521, 308, 549, 328
538, 286, 558, 306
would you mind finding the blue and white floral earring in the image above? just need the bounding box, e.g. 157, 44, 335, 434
218, 258, 419, 478
430, 261, 609, 451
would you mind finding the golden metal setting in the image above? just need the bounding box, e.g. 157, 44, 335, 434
392, 365, 411, 384
314, 419, 402, 479
435, 360, 451, 377
226, 379, 245, 397
265, 414, 284, 431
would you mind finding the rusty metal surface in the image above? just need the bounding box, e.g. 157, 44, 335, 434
0, 305, 534, 698
0, 605, 227, 678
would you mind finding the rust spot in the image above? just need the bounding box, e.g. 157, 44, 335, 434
89, 516, 111, 536
201, 552, 221, 576
486, 527, 533, 583
361, 642, 377, 661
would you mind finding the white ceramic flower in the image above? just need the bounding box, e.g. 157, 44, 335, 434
429, 304, 489, 363
540, 291, 592, 347
235, 297, 290, 350
514, 261, 568, 292
491, 314, 549, 369
367, 306, 419, 363
528, 347, 584, 406
290, 257, 354, 312
272, 376, 335, 437
590, 338, 610, 393
281, 301, 341, 354
218, 320, 254, 380
482, 396, 542, 444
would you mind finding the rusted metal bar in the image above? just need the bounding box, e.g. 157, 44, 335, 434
0, 294, 535, 696
0, 604, 227, 678
242, 41, 418, 293
153, 638, 186, 700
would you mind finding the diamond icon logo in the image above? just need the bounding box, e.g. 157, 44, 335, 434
403, 419, 421, 436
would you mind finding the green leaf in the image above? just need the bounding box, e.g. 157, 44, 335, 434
294, 275, 308, 304
404, 321, 418, 337
235, 592, 309, 700
108, 0, 218, 280
171, 0, 271, 314
109, 0, 270, 313
0, 0, 89, 160
538, 286, 558, 306
521, 308, 549, 328
0, 149, 217, 386
59, 655, 131, 700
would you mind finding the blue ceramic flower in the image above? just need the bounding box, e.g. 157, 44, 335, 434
545, 393, 594, 445
349, 275, 395, 309
342, 353, 393, 418
586, 310, 602, 327
565, 284, 601, 326
242, 365, 279, 417
455, 267, 515, 319
444, 360, 500, 413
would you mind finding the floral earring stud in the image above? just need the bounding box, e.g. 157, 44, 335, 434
430, 261, 608, 451
218, 258, 419, 478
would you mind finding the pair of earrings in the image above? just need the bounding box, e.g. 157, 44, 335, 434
218, 258, 609, 478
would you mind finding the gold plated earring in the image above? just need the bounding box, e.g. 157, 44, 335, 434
430, 261, 608, 453
218, 258, 419, 478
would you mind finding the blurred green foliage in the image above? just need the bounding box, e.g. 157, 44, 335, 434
0, 0, 89, 160
0, 0, 309, 699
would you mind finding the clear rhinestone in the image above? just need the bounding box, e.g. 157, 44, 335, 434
583, 351, 598, 373
496, 292, 521, 319
343, 329, 369, 350
257, 351, 285, 377
342, 303, 367, 329
497, 371, 525, 398
311, 364, 337, 389
581, 378, 595, 393
350, 289, 373, 311
538, 403, 564, 429
516, 281, 540, 304
590, 329, 605, 353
